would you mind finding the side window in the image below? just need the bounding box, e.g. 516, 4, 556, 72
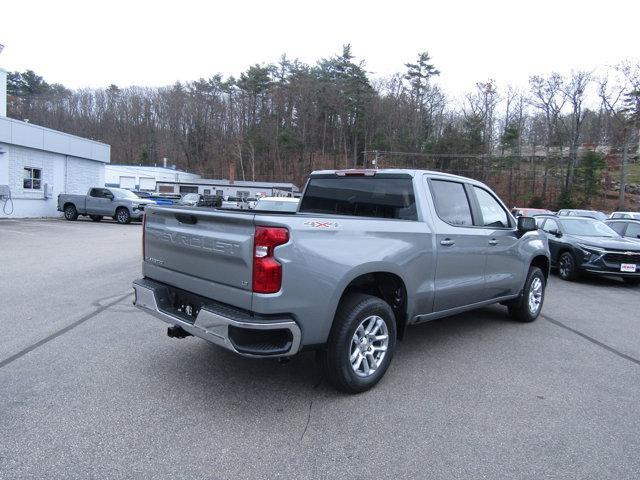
535, 217, 546, 228
625, 223, 640, 238
607, 222, 626, 235
90, 188, 101, 198
542, 218, 559, 233
473, 186, 510, 228
430, 180, 473, 226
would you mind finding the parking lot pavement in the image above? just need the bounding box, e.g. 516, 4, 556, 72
1, 219, 640, 479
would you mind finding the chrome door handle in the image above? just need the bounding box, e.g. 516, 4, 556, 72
488, 239, 499, 246
440, 239, 455, 246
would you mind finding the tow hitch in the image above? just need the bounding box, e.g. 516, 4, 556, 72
167, 325, 191, 339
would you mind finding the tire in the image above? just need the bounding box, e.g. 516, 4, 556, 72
623, 277, 640, 286
508, 266, 545, 322
558, 251, 578, 281
90, 215, 102, 222
319, 293, 397, 393
115, 207, 131, 224
63, 204, 78, 221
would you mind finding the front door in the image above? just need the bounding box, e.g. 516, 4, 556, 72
429, 179, 487, 312
87, 188, 112, 215
471, 185, 522, 299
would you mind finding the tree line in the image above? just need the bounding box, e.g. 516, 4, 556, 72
6, 46, 640, 207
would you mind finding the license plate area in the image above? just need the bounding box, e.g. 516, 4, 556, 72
621, 263, 637, 273
160, 288, 206, 324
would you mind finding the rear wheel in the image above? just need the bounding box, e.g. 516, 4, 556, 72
319, 294, 396, 393
115, 207, 131, 224
623, 277, 640, 286
508, 266, 545, 322
89, 215, 102, 222
63, 204, 78, 221
558, 252, 578, 281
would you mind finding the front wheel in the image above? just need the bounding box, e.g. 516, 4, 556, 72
558, 252, 578, 281
319, 294, 397, 393
508, 266, 545, 322
115, 207, 131, 224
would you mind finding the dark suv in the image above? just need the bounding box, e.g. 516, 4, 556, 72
536, 215, 640, 285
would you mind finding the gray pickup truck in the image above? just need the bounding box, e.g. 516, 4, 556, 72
58, 187, 155, 224
133, 169, 550, 392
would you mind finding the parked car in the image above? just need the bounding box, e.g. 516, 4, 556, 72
177, 193, 222, 208
221, 196, 242, 209
254, 197, 299, 212
58, 187, 155, 224
605, 219, 640, 243
133, 168, 549, 393
511, 207, 554, 217
609, 211, 640, 220
536, 214, 640, 284
557, 209, 607, 221
131, 190, 154, 199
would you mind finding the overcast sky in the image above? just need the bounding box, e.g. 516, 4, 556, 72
1, 0, 638, 97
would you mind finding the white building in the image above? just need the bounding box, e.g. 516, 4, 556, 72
155, 178, 300, 198
0, 68, 110, 218
105, 164, 200, 191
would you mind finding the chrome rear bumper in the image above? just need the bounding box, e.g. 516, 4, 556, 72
133, 278, 301, 358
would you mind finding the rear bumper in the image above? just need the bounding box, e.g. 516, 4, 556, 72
132, 278, 301, 358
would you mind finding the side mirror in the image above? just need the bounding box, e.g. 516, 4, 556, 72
517, 216, 537, 233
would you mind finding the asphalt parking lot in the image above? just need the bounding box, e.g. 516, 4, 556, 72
1, 218, 640, 479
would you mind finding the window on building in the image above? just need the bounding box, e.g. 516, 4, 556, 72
237, 191, 250, 198
23, 167, 42, 190
473, 186, 510, 228
179, 186, 198, 194
204, 189, 211, 195
216, 189, 224, 197
430, 180, 473, 226
158, 185, 174, 193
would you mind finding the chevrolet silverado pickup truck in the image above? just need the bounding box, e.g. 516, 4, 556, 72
133, 169, 550, 392
58, 187, 155, 224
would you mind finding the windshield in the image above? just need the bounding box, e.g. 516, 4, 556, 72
560, 218, 619, 237
110, 188, 140, 200
255, 199, 299, 212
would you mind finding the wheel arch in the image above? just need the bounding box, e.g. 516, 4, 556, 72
333, 269, 409, 340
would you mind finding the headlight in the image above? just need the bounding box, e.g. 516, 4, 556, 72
577, 243, 605, 260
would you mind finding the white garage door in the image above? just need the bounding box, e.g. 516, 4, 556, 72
139, 177, 156, 191
119, 176, 136, 189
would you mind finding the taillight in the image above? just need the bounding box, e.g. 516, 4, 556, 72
142, 213, 146, 260
253, 226, 289, 293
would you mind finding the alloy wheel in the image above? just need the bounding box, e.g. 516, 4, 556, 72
528, 277, 543, 314
349, 315, 389, 378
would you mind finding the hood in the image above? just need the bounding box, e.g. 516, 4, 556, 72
568, 234, 640, 251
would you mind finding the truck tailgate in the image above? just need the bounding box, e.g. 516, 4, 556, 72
143, 206, 256, 310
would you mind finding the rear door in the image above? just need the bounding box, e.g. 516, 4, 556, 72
428, 178, 487, 312
143, 207, 256, 310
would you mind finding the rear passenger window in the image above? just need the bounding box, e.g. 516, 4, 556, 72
430, 180, 473, 226
473, 186, 510, 228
